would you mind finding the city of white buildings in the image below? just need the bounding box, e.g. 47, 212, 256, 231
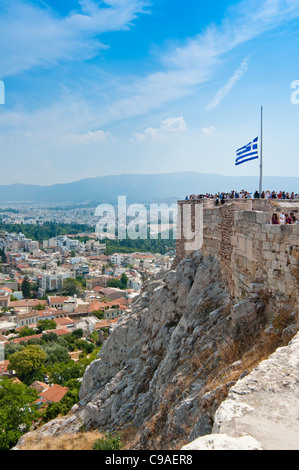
0, 225, 174, 347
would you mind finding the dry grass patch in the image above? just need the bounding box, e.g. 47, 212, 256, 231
204, 322, 297, 394
18, 430, 103, 451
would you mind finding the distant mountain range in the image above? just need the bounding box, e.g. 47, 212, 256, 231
0, 172, 298, 204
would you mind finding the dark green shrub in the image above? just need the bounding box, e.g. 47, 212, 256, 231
93, 432, 123, 450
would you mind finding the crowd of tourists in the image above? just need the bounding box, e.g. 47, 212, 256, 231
185, 190, 299, 201
271, 212, 299, 225
184, 189, 299, 225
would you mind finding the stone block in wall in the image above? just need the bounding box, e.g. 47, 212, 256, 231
234, 211, 245, 222
277, 280, 286, 294
255, 211, 268, 224
262, 241, 274, 251
293, 225, 299, 236
288, 235, 299, 248
262, 250, 276, 261
204, 238, 221, 250
237, 236, 246, 252
272, 242, 283, 252
242, 211, 257, 223
272, 233, 287, 244
276, 252, 288, 263
271, 260, 287, 271
235, 254, 246, 269
262, 224, 281, 234
284, 271, 297, 285
231, 235, 238, 247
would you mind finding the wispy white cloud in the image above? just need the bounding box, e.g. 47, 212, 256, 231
206, 56, 250, 110
62, 129, 109, 144
133, 117, 187, 142
94, 0, 299, 125
201, 126, 216, 136
2, 0, 299, 143
0, 0, 151, 77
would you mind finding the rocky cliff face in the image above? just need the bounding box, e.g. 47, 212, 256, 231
14, 251, 298, 450
79, 252, 234, 449
77, 250, 296, 449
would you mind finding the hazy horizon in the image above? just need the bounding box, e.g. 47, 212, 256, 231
0, 170, 298, 188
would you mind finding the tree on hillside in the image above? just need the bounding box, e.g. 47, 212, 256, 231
18, 326, 36, 338
0, 378, 39, 450
107, 278, 120, 288
37, 319, 57, 332
21, 278, 31, 299
8, 345, 47, 385
119, 273, 128, 290
33, 303, 47, 311
41, 343, 71, 366
0, 247, 7, 263
63, 278, 80, 296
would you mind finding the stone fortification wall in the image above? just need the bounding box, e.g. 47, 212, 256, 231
175, 199, 299, 314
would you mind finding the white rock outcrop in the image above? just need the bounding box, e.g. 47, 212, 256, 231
211, 332, 299, 450
181, 433, 263, 450
183, 332, 299, 450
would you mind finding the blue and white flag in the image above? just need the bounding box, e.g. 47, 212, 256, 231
235, 137, 259, 166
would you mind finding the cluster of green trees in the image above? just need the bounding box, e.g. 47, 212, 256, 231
104, 234, 175, 255
5, 329, 98, 385
106, 273, 128, 290
0, 247, 7, 263
0, 222, 92, 243
1, 329, 102, 449
0, 378, 40, 450
17, 320, 58, 338
62, 277, 86, 296
1, 222, 175, 254
19, 277, 40, 300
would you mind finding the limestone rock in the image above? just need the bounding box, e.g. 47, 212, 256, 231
212, 333, 299, 450
181, 433, 263, 450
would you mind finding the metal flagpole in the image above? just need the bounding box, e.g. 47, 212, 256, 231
259, 106, 263, 195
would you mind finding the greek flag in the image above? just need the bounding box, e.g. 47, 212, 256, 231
235, 137, 259, 166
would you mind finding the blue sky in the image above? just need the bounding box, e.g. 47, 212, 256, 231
0, 0, 298, 185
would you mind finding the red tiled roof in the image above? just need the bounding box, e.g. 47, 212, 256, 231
96, 287, 123, 295
0, 287, 12, 293
54, 317, 74, 326
39, 384, 69, 403
95, 320, 111, 329
12, 378, 22, 384
10, 299, 47, 308
48, 296, 69, 304
95, 318, 122, 329
10, 328, 69, 344
89, 299, 128, 312
38, 308, 58, 317
48, 328, 69, 336
0, 360, 10, 373
11, 333, 43, 344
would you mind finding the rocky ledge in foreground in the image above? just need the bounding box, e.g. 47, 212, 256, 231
182, 332, 299, 450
